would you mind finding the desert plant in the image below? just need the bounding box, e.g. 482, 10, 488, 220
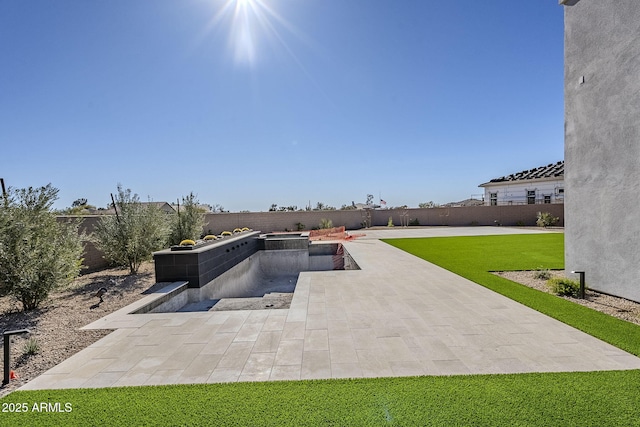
0, 184, 84, 310
387, 217, 394, 227
179, 239, 196, 246
64, 198, 97, 215
221, 231, 232, 236
203, 235, 217, 241
533, 268, 551, 280
319, 218, 333, 229
536, 212, 559, 228
23, 337, 40, 355
233, 228, 242, 233
93, 185, 169, 274
169, 192, 204, 246
546, 277, 581, 297
418, 201, 439, 208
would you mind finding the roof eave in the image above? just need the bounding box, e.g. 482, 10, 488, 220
479, 175, 564, 188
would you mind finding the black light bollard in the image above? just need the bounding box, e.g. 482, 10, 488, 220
3, 329, 30, 385
571, 271, 586, 299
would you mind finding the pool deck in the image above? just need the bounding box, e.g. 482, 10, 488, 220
19, 227, 640, 390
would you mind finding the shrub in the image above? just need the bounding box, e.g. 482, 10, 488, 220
93, 185, 169, 274
319, 218, 333, 229
0, 184, 84, 310
533, 267, 552, 280
387, 217, 394, 227
409, 218, 420, 226
546, 277, 581, 297
23, 337, 40, 355
169, 192, 204, 246
536, 212, 559, 228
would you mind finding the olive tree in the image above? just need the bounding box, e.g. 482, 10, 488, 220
168, 192, 204, 245
0, 184, 84, 310
93, 185, 169, 274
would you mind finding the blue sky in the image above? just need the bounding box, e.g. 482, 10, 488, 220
0, 0, 565, 212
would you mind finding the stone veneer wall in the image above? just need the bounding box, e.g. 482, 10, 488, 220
563, 0, 640, 301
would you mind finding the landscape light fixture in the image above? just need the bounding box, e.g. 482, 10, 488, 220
3, 329, 30, 385
571, 271, 586, 299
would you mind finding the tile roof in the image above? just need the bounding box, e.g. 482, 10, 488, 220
485, 161, 564, 184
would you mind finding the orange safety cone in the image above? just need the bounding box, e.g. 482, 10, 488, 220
9, 370, 18, 380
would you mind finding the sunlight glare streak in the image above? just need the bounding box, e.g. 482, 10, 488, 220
232, 0, 258, 66
193, 0, 335, 107
218, 0, 306, 68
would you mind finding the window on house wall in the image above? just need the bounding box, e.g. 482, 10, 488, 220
490, 193, 497, 206
527, 190, 536, 205
544, 195, 551, 204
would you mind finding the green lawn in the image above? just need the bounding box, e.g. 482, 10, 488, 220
2, 233, 640, 426
1, 371, 640, 426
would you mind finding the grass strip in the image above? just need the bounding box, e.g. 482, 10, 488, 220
2, 371, 640, 426
383, 233, 640, 356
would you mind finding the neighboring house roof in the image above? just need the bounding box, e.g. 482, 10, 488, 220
443, 198, 485, 208
479, 161, 564, 187
141, 202, 175, 212
88, 202, 175, 215
170, 203, 212, 212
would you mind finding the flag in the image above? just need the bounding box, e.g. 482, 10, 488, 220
380, 199, 387, 206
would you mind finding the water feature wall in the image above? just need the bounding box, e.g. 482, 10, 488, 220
153, 231, 260, 288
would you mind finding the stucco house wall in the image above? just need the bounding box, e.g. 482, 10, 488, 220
479, 162, 564, 206
564, 0, 640, 301
480, 178, 564, 206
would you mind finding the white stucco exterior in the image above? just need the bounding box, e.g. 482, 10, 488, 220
480, 177, 564, 206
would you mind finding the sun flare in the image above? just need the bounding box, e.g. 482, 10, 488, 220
199, 0, 305, 68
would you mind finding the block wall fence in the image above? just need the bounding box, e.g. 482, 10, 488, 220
61, 203, 563, 272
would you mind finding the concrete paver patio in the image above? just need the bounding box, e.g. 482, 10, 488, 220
20, 227, 640, 390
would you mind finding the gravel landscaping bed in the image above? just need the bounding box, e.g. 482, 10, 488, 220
495, 270, 640, 326
0, 262, 158, 397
